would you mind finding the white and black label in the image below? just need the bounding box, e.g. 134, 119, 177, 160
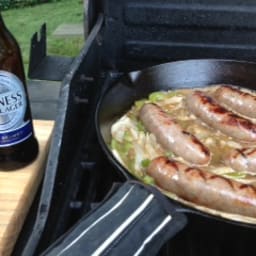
0, 71, 32, 147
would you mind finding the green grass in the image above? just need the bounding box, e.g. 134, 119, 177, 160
2, 0, 84, 75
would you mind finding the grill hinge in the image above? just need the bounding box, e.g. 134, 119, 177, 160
28, 24, 75, 81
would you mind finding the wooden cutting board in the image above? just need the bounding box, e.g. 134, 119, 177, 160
0, 120, 54, 256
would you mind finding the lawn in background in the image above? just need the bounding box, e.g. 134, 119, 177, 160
2, 0, 84, 75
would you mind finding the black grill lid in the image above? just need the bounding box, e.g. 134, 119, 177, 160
92, 0, 256, 70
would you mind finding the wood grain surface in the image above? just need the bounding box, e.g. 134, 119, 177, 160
0, 120, 54, 256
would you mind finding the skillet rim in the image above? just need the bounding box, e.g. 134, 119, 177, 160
95, 58, 256, 228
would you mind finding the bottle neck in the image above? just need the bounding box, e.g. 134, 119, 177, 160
0, 12, 4, 26
0, 13, 8, 35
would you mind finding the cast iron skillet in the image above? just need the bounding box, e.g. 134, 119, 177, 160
95, 59, 256, 229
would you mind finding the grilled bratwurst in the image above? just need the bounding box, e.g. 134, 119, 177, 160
147, 156, 256, 218
225, 148, 256, 173
186, 91, 256, 142
139, 103, 210, 165
215, 85, 256, 119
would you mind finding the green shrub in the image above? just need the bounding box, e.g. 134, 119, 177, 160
0, 0, 61, 11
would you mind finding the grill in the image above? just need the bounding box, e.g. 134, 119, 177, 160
12, 0, 256, 255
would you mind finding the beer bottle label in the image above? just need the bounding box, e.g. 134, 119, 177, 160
0, 70, 32, 147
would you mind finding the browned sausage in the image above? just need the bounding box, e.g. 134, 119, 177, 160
186, 91, 256, 142
215, 85, 256, 118
139, 103, 210, 165
225, 148, 256, 173
147, 156, 256, 218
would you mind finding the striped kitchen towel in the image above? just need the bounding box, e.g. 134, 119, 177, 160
42, 181, 187, 256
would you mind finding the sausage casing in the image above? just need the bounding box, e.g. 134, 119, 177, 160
147, 156, 256, 218
225, 148, 256, 173
215, 85, 256, 118
186, 91, 256, 142
139, 103, 210, 165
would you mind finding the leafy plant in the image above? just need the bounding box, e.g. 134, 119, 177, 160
0, 0, 61, 11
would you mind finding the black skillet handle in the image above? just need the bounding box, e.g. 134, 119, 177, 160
41, 181, 187, 256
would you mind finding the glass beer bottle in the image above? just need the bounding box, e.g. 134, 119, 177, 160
0, 13, 38, 170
